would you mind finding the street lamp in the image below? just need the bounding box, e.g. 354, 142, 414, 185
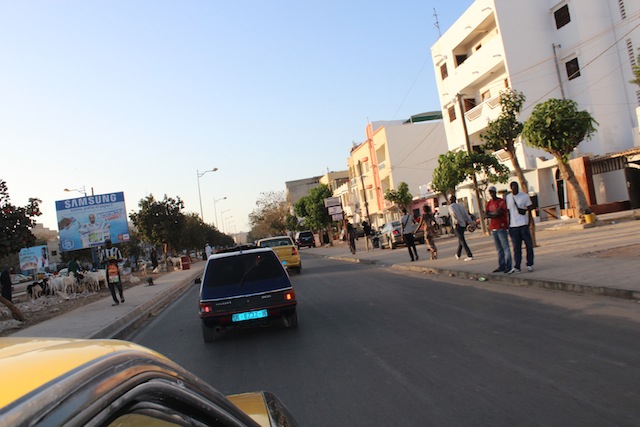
197, 168, 219, 221
64, 186, 87, 196
224, 217, 234, 234
220, 209, 231, 233
213, 196, 227, 229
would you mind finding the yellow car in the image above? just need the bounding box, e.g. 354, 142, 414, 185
257, 236, 301, 274
0, 337, 298, 427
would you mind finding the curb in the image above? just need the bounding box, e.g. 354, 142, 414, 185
89, 270, 202, 339
311, 253, 640, 302
391, 264, 640, 301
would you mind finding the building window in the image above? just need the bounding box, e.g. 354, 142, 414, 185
440, 63, 448, 80
565, 58, 581, 80
619, 0, 626, 19
554, 5, 571, 29
455, 54, 468, 67
448, 106, 456, 122
481, 90, 491, 101
463, 98, 477, 112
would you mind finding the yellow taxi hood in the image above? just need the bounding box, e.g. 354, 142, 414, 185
0, 337, 168, 409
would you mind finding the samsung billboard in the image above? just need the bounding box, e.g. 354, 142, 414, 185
56, 192, 130, 252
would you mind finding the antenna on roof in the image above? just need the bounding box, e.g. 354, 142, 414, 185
433, 8, 441, 37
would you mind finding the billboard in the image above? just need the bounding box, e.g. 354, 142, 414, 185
19, 245, 49, 273
56, 192, 130, 252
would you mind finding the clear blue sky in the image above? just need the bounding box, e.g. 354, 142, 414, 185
0, 0, 473, 234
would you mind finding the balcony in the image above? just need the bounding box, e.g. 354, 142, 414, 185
451, 36, 504, 93
463, 93, 504, 136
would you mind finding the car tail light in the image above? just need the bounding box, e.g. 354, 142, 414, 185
393, 230, 399, 236
285, 290, 295, 301
291, 247, 298, 256
199, 303, 212, 313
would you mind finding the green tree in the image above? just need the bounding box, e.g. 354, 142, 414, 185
0, 179, 40, 320
631, 49, 640, 87
0, 179, 41, 258
384, 182, 413, 212
129, 194, 186, 257
479, 89, 528, 191
431, 151, 509, 200
293, 184, 333, 232
522, 98, 598, 214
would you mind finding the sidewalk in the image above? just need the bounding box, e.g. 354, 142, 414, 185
308, 210, 640, 301
10, 266, 203, 339
9, 210, 639, 341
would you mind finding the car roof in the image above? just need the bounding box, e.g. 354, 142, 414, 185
257, 235, 292, 241
0, 337, 168, 409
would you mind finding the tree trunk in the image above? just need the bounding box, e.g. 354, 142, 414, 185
0, 296, 26, 321
507, 146, 538, 246
557, 160, 590, 214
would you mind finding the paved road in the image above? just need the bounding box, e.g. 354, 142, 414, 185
130, 255, 640, 427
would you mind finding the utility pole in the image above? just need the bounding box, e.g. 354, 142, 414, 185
457, 94, 487, 234
357, 161, 371, 225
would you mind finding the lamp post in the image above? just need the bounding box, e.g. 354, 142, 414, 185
220, 209, 231, 233
197, 168, 219, 222
64, 186, 88, 196
456, 93, 487, 234
224, 217, 234, 235
213, 196, 227, 229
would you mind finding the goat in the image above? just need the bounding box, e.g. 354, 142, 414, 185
27, 282, 44, 300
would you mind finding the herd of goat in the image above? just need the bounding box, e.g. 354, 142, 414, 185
24, 256, 189, 300
26, 270, 110, 300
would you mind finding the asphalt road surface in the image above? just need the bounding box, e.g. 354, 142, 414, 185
131, 254, 640, 427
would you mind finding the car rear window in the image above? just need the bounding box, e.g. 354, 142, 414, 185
203, 252, 285, 288
258, 239, 292, 247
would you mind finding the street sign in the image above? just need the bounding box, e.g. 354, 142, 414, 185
328, 206, 343, 215
324, 197, 341, 208
331, 213, 344, 221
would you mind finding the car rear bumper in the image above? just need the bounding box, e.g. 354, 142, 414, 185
200, 301, 297, 327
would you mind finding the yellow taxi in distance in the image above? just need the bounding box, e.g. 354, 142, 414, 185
257, 236, 301, 274
0, 337, 298, 427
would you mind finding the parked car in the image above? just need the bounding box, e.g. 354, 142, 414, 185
378, 220, 425, 249
0, 337, 298, 426
257, 236, 302, 273
294, 230, 316, 248
198, 245, 298, 342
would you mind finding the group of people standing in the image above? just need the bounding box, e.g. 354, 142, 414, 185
486, 181, 535, 274
392, 180, 535, 274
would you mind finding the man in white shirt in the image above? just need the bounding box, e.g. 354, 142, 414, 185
505, 181, 534, 274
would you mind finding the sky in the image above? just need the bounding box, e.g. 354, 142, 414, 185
0, 0, 473, 234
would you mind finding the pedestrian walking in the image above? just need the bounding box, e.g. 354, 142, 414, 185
1, 266, 12, 302
485, 186, 512, 273
347, 222, 357, 254
100, 239, 125, 306
416, 205, 438, 259
449, 195, 474, 261
400, 208, 419, 261
506, 181, 534, 274
362, 221, 372, 251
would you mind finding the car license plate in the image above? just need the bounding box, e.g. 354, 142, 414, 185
232, 309, 268, 322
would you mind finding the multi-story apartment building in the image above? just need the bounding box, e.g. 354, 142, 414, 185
347, 113, 448, 229
432, 0, 640, 218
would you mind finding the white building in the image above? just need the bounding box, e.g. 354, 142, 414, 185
431, 0, 640, 217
